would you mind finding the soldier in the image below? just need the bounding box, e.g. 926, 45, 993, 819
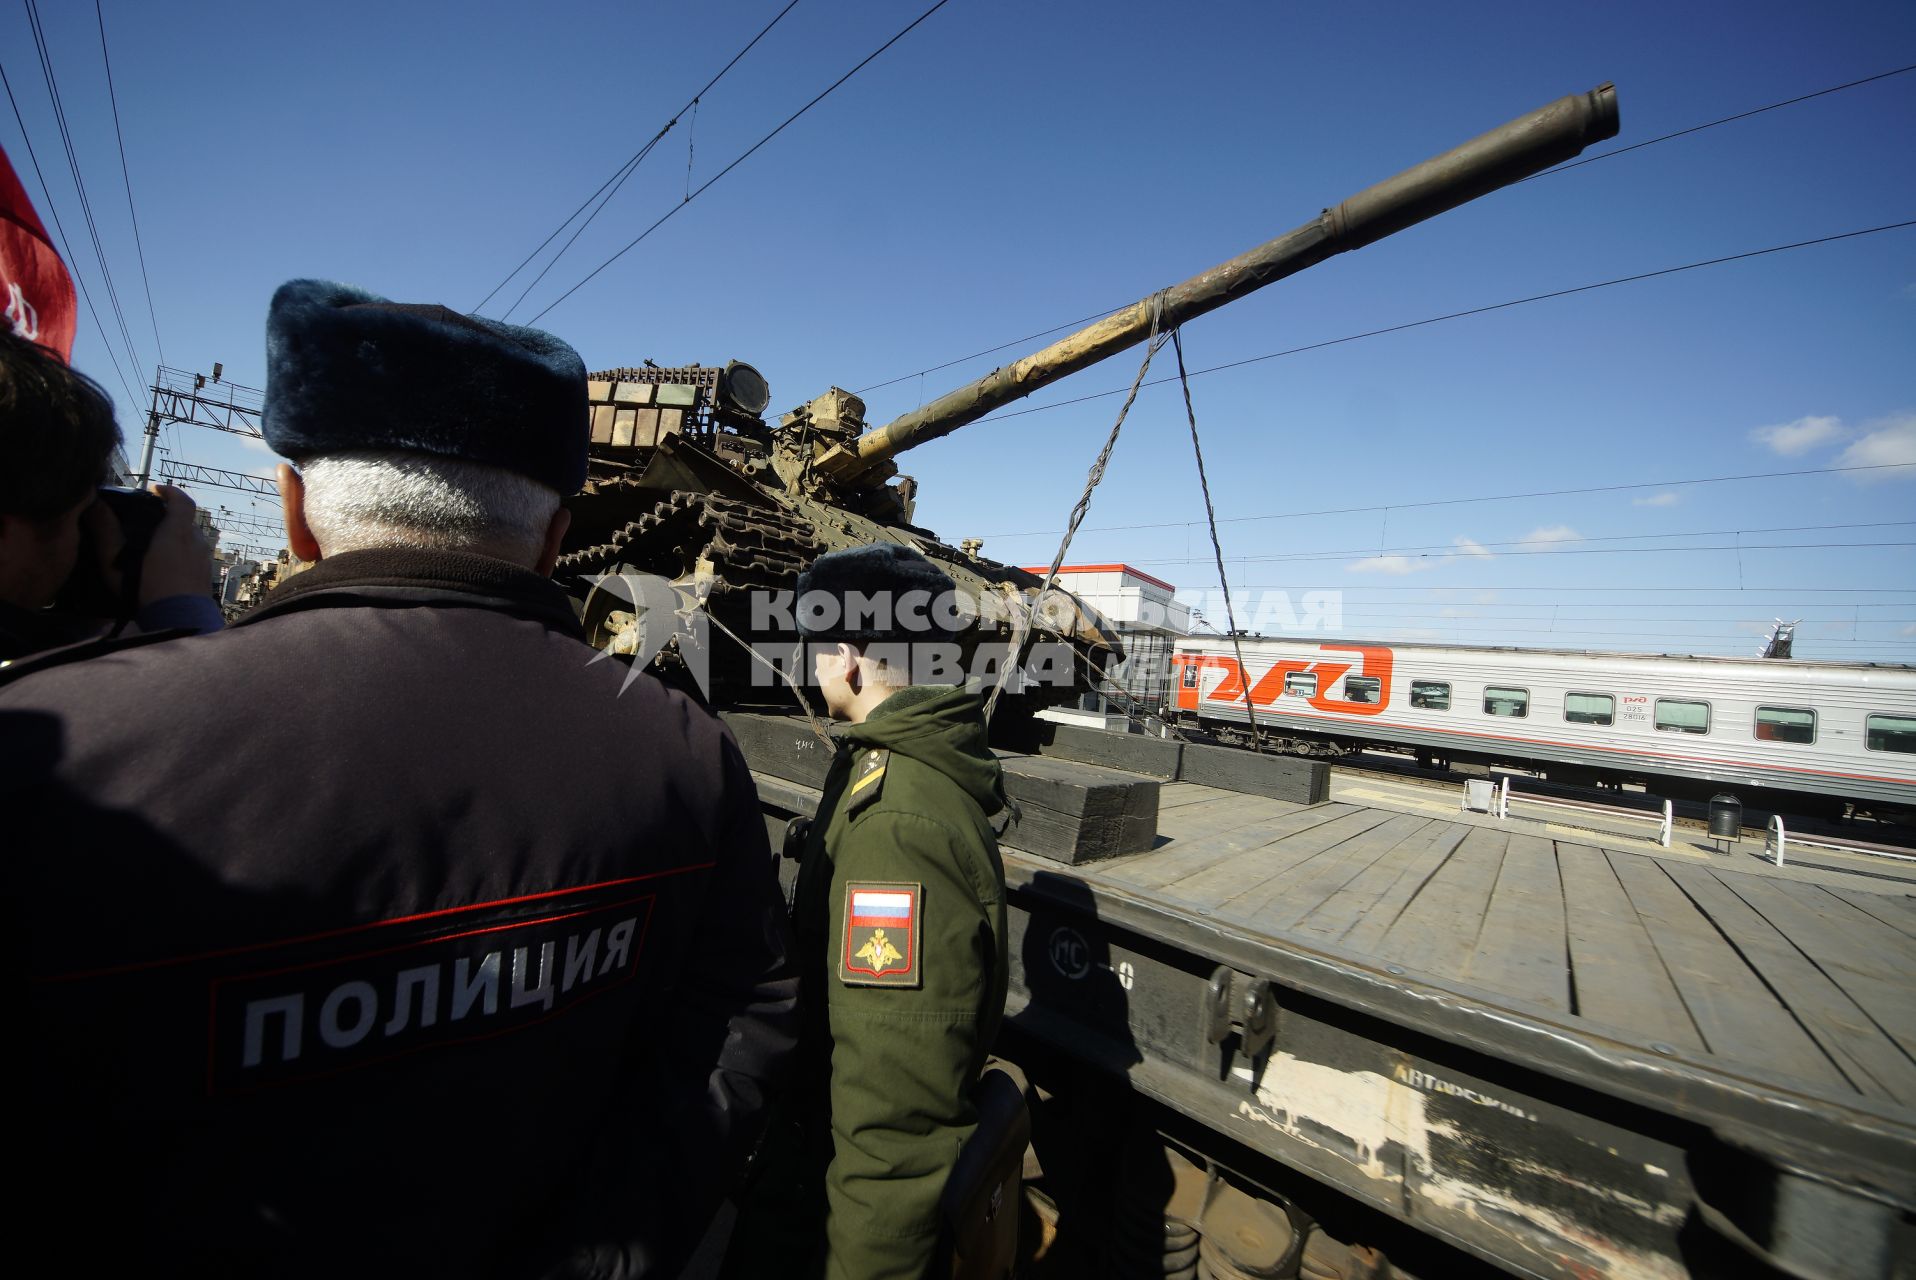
0, 280, 797, 1277
727, 543, 1010, 1280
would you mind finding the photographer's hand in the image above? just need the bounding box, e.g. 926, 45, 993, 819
137, 484, 214, 605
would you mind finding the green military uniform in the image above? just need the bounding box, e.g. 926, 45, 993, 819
731, 682, 1008, 1280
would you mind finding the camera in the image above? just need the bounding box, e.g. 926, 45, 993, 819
53, 486, 168, 620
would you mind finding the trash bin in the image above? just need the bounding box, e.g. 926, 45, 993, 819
1708, 794, 1743, 841
1463, 779, 1495, 813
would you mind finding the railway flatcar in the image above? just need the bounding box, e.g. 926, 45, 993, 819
1169, 636, 1916, 816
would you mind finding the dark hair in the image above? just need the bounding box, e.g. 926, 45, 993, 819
0, 329, 123, 519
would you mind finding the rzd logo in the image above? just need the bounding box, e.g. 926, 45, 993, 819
1178, 644, 1393, 717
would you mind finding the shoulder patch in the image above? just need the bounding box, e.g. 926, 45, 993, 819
840, 881, 922, 988
844, 746, 890, 817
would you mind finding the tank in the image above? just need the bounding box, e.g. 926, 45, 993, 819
554, 85, 1620, 714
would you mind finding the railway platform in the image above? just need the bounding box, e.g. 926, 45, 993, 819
1327, 767, 1916, 888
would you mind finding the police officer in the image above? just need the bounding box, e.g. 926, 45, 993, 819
727, 543, 1010, 1280
0, 280, 797, 1277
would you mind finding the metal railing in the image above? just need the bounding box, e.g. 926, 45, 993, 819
1766, 815, 1916, 868
1465, 775, 1673, 847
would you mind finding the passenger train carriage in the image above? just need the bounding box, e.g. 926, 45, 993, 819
1169, 637, 1916, 815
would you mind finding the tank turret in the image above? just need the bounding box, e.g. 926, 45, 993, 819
555, 85, 1620, 713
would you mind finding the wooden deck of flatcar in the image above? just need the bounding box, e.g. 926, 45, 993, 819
1030, 782, 1916, 1108
749, 736, 1916, 1274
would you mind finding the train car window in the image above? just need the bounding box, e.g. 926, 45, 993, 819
1344, 676, 1381, 704
1285, 672, 1317, 698
1564, 692, 1614, 726
1484, 686, 1529, 718
1410, 680, 1450, 711
1655, 699, 1711, 734
1181, 664, 1198, 689
1754, 706, 1815, 744
1866, 713, 1916, 754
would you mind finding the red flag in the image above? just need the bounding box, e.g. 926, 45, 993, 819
1, 142, 79, 361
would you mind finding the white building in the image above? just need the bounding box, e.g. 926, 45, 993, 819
1022, 563, 1190, 724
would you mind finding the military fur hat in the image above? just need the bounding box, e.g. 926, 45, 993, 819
263, 279, 588, 494
797, 543, 958, 646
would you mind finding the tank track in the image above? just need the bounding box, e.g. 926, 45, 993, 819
555, 483, 1104, 717
556, 487, 823, 584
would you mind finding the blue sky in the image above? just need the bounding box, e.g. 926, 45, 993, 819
5, 0, 1913, 661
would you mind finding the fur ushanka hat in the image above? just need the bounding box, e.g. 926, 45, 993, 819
797, 543, 959, 646
262, 279, 588, 494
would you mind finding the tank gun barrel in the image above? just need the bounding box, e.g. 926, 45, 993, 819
835, 83, 1617, 478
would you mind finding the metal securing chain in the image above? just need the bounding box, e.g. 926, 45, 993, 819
985, 291, 1173, 722
684, 97, 699, 201
702, 607, 836, 747
1172, 328, 1262, 750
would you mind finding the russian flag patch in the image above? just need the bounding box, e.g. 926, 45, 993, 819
840, 882, 921, 987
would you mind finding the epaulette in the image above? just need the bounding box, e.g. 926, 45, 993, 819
845, 746, 891, 817
0, 627, 189, 690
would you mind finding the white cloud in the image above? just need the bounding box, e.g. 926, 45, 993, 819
1520, 525, 1581, 549
236, 434, 277, 456
1902, 623, 1916, 638
1451, 536, 1493, 559
1750, 414, 1845, 457
1632, 490, 1679, 507
1348, 555, 1418, 575
1834, 412, 1916, 478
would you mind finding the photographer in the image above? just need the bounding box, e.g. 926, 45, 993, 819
0, 329, 222, 664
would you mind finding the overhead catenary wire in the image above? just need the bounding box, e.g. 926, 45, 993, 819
946, 220, 1916, 438
855, 303, 1131, 395
1271, 628, 1916, 648
0, 54, 140, 409
494, 133, 666, 323
1224, 635, 1916, 660
1129, 519, 1916, 565
527, 0, 953, 325
1141, 540, 1916, 568
983, 461, 1916, 540
1293, 611, 1916, 625
1279, 620, 1916, 641
486, 0, 808, 320
853, 64, 1916, 398
1207, 583, 1916, 594
1517, 62, 1916, 184
92, 0, 161, 366
20, 0, 146, 385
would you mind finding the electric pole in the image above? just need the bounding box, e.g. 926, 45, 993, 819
132, 363, 261, 488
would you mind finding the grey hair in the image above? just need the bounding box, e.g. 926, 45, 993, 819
299, 450, 560, 565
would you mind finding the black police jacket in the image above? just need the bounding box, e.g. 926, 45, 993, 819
0, 547, 798, 1278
